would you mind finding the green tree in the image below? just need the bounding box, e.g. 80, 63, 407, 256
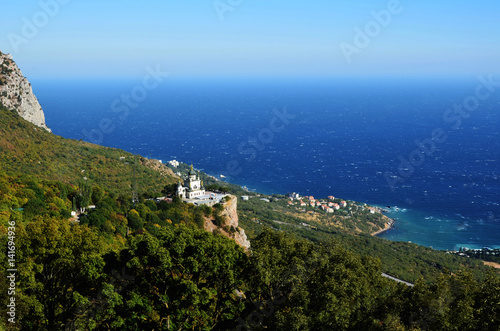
100, 225, 248, 330
76, 180, 93, 211
144, 199, 157, 212
238, 229, 389, 331
91, 185, 105, 204
2, 216, 106, 330
23, 197, 47, 216
127, 209, 143, 230
161, 183, 178, 197
475, 270, 500, 330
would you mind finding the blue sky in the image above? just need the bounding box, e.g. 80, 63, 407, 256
1, 0, 499, 79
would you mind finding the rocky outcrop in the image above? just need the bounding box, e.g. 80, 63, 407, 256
220, 195, 251, 250
0, 51, 51, 132
204, 195, 251, 251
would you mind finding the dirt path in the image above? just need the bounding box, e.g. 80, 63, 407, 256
483, 261, 500, 269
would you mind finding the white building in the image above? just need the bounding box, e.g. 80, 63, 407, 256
177, 165, 206, 199
168, 160, 180, 167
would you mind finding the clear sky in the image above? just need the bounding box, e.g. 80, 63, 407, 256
1, 0, 499, 79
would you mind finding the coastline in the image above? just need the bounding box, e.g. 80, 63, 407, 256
371, 217, 394, 237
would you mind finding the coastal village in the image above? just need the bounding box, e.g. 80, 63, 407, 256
243, 192, 377, 216
244, 192, 393, 235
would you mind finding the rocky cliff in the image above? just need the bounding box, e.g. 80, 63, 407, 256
204, 195, 251, 251
0, 51, 51, 132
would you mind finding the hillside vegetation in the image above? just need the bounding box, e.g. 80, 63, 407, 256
222, 191, 489, 284
0, 103, 499, 330
1, 214, 499, 330
0, 104, 178, 196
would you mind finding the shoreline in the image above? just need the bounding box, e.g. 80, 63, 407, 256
211, 176, 497, 249
371, 217, 394, 237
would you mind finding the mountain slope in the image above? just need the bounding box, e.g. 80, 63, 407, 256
0, 51, 50, 131
0, 103, 178, 195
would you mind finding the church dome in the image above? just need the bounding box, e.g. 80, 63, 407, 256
188, 164, 196, 176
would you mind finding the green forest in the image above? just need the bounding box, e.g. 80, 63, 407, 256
0, 104, 499, 330
233, 195, 491, 284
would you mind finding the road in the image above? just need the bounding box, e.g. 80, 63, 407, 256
381, 273, 414, 287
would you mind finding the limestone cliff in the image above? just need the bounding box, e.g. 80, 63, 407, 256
204, 195, 251, 251
0, 51, 51, 132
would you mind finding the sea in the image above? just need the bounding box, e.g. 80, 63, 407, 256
31, 77, 500, 251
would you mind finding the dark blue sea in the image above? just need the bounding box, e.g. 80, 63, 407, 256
32, 77, 500, 251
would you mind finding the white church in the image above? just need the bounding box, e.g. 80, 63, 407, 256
177, 165, 206, 199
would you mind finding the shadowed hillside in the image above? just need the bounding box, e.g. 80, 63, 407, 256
0, 103, 178, 196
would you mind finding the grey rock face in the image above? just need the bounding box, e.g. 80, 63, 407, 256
0, 51, 51, 132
